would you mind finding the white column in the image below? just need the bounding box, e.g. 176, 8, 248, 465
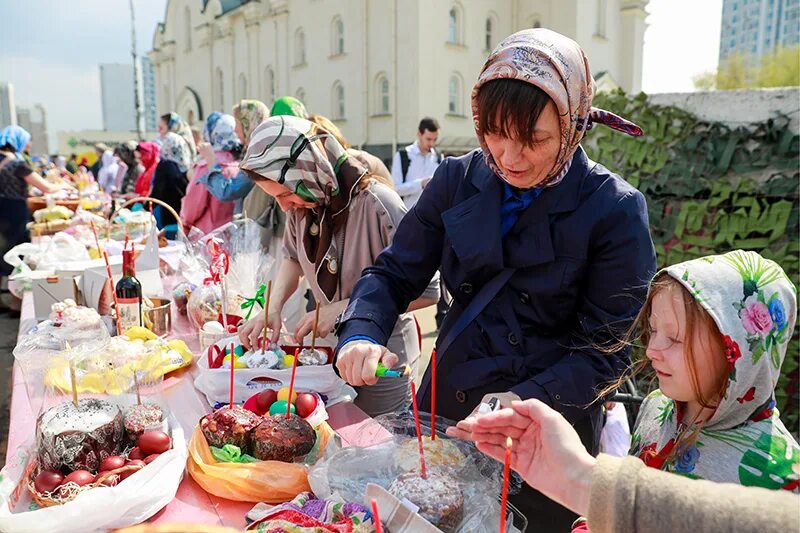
619, 0, 648, 93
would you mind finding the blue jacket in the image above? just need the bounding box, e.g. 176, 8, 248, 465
336, 147, 656, 425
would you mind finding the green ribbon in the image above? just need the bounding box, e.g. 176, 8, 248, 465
240, 283, 266, 320
210, 444, 259, 463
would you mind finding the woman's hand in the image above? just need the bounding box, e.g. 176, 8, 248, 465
445, 392, 521, 440
293, 300, 347, 344
335, 341, 399, 387
198, 142, 216, 167
238, 308, 283, 349
447, 399, 595, 516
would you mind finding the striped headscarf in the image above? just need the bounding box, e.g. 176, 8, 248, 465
235, 99, 270, 143
240, 115, 367, 301
472, 28, 643, 188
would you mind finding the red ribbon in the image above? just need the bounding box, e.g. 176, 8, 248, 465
203, 239, 230, 285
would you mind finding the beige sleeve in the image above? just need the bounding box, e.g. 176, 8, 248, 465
588, 454, 800, 533
281, 210, 300, 261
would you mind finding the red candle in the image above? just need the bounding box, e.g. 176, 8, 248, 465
410, 381, 427, 479
286, 348, 300, 419
229, 342, 236, 408
371, 498, 383, 533
499, 436, 512, 533
430, 348, 437, 441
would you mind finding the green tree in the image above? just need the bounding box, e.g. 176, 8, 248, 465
693, 45, 800, 90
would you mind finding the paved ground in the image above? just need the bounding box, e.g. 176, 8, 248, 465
0, 311, 19, 467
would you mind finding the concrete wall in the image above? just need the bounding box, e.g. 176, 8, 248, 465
648, 87, 800, 134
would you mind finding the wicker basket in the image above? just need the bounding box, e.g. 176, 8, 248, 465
110, 197, 185, 237
27, 462, 144, 508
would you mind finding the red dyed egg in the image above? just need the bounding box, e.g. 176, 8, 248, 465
128, 447, 144, 460
255, 389, 278, 414
34, 470, 64, 493
295, 393, 318, 418
144, 453, 161, 464
138, 430, 171, 455
100, 456, 126, 472
63, 470, 95, 487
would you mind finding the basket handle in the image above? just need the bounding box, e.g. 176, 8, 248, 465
110, 196, 185, 235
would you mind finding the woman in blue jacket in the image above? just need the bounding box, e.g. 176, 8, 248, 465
334, 29, 657, 529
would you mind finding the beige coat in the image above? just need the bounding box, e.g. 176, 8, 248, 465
283, 180, 439, 415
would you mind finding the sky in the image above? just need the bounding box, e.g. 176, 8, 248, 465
0, 0, 722, 150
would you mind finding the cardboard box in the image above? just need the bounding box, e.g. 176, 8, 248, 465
31, 273, 82, 321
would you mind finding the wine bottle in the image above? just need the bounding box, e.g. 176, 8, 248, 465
116, 249, 143, 332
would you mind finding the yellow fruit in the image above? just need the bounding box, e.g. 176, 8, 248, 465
124, 326, 157, 341
277, 386, 297, 403
223, 354, 248, 369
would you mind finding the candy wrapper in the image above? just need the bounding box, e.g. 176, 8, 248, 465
309, 412, 519, 533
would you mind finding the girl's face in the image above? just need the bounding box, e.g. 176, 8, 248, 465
483, 99, 561, 189
158, 118, 168, 137
646, 285, 727, 407
254, 179, 315, 212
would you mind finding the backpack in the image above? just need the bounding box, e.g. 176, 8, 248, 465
399, 147, 443, 182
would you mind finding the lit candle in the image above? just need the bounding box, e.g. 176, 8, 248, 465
410, 381, 427, 479
500, 436, 512, 533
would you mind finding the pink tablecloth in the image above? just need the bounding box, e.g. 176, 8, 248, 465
5, 293, 378, 529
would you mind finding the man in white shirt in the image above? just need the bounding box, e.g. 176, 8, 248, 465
390, 117, 443, 208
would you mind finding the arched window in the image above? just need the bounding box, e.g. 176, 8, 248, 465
332, 81, 345, 120
448, 73, 462, 114
238, 73, 248, 100
331, 16, 345, 55
485, 16, 494, 50
264, 66, 275, 104
184, 6, 192, 51
595, 0, 607, 37
375, 73, 390, 114
296, 87, 306, 103
447, 5, 462, 44
216, 67, 225, 110
295, 28, 306, 65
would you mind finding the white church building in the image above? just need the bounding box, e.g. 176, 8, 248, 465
150, 0, 649, 159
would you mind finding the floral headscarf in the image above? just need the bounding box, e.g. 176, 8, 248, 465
631, 250, 799, 490
160, 132, 192, 174
203, 112, 242, 153
240, 115, 367, 301
0, 125, 32, 154
165, 112, 197, 159
236, 99, 270, 143
472, 28, 643, 188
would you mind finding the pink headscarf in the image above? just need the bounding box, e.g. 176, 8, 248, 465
472, 28, 643, 188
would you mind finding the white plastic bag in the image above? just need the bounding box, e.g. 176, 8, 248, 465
0, 415, 187, 533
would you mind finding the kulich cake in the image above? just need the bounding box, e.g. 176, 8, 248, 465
200, 406, 261, 449
239, 348, 281, 369
49, 299, 102, 330
123, 403, 164, 440
251, 413, 316, 462
297, 348, 327, 366
396, 436, 465, 472
36, 398, 124, 473
388, 470, 464, 532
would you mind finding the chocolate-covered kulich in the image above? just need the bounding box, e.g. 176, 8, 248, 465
251, 413, 316, 462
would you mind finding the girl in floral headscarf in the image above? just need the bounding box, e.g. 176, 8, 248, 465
181, 113, 242, 233
237, 115, 440, 416
150, 132, 190, 233
158, 112, 197, 161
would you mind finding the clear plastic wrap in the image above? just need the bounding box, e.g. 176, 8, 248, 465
309, 411, 510, 532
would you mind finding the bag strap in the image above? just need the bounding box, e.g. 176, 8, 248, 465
399, 148, 410, 183
436, 267, 515, 358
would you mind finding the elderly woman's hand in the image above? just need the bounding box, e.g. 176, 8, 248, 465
447, 399, 596, 516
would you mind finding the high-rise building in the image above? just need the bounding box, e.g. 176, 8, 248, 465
140, 56, 158, 132
0, 83, 16, 127
100, 63, 137, 131
16, 105, 49, 155
719, 0, 800, 62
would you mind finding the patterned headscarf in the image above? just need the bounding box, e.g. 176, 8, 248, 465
270, 96, 308, 120
165, 112, 197, 159
631, 250, 799, 490
0, 125, 32, 154
236, 99, 270, 143
203, 112, 242, 152
472, 29, 643, 188
160, 132, 192, 174
240, 115, 367, 301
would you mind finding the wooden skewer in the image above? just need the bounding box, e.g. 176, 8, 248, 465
262, 280, 272, 350
311, 301, 321, 350
65, 341, 78, 408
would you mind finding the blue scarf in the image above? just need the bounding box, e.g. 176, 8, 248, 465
501, 182, 542, 235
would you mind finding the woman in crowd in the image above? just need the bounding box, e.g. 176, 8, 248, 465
237, 115, 439, 416
96, 148, 120, 193
181, 112, 242, 234
150, 132, 190, 237
158, 112, 197, 161
332, 28, 655, 528
115, 141, 143, 197
134, 141, 160, 197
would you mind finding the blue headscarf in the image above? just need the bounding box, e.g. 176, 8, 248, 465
202, 112, 241, 152
0, 126, 32, 154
